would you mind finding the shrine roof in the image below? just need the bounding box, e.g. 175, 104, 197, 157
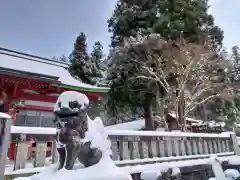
0, 47, 109, 93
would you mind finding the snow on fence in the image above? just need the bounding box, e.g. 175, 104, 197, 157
6, 126, 240, 172
109, 130, 237, 162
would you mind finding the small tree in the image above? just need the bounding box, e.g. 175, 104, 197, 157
69, 32, 92, 84
90, 41, 106, 86
69, 33, 103, 85
91, 41, 104, 68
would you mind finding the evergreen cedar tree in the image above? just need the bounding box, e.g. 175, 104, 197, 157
107, 0, 225, 130
69, 33, 103, 85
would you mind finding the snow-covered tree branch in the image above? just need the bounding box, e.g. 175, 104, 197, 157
165, 41, 233, 123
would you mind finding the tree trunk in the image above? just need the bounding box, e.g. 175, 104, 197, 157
178, 91, 186, 131
156, 86, 169, 131
143, 98, 154, 130
161, 98, 169, 131
203, 103, 207, 121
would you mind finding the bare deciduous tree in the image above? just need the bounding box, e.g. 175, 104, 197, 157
162, 40, 233, 130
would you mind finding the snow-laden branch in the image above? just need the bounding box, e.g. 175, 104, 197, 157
166, 42, 228, 119
142, 66, 170, 93
191, 86, 213, 100
184, 94, 221, 117
127, 55, 170, 93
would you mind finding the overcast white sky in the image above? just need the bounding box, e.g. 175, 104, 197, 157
0, 0, 238, 57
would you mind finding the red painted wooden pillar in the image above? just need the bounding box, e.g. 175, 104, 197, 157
8, 142, 17, 160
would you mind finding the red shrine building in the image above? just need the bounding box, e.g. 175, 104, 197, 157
0, 47, 109, 127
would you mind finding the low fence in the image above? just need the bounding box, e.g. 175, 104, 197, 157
7, 126, 240, 171
109, 130, 236, 161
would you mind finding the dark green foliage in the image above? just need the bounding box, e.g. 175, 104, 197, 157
209, 46, 240, 126
69, 33, 103, 85
69, 33, 92, 84
107, 35, 168, 129
107, 0, 225, 128
210, 96, 240, 125
108, 0, 158, 47
91, 41, 104, 68
108, 0, 223, 50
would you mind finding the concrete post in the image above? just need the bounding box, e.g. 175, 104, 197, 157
0, 112, 12, 180
230, 133, 240, 156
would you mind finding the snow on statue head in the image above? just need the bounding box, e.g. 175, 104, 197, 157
53, 91, 102, 170
54, 91, 89, 117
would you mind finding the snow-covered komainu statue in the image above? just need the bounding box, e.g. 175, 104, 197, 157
53, 91, 102, 170
16, 91, 132, 180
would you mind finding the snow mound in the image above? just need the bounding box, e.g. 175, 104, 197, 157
172, 167, 181, 177
224, 169, 240, 179
140, 169, 162, 180
85, 116, 112, 157
15, 157, 132, 180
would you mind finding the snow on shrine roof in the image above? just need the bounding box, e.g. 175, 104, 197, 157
0, 48, 109, 93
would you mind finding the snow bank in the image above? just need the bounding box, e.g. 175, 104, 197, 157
85, 116, 112, 157
168, 113, 202, 123
172, 167, 181, 177
224, 169, 240, 179
140, 169, 162, 180
106, 119, 144, 130
13, 158, 132, 180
